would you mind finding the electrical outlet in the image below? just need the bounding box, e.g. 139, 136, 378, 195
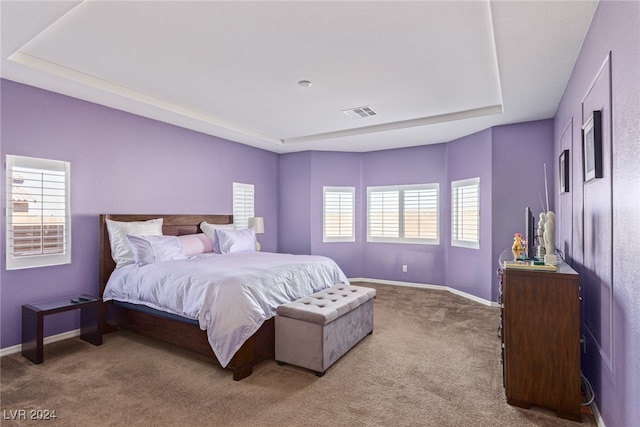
402, 265, 408, 273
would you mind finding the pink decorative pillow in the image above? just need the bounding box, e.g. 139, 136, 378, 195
178, 233, 213, 256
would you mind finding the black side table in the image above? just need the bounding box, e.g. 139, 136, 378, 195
22, 295, 103, 364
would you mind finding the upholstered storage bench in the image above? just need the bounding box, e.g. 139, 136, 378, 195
275, 284, 375, 376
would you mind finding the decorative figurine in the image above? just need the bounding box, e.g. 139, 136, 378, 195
537, 212, 547, 259
544, 211, 557, 265
512, 233, 525, 260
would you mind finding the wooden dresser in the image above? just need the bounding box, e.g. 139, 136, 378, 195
499, 263, 581, 421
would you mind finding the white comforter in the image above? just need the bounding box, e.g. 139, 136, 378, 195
103, 252, 348, 367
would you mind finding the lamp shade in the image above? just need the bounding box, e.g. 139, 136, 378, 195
248, 217, 265, 234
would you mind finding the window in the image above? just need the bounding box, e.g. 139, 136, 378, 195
232, 182, 254, 229
451, 177, 480, 249
367, 183, 439, 244
6, 155, 71, 270
323, 186, 355, 242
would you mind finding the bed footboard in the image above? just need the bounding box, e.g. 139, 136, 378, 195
228, 317, 275, 380
104, 302, 275, 380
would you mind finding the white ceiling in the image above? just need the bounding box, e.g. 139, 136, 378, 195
1, 1, 598, 154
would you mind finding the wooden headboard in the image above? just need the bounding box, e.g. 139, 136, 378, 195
98, 214, 233, 297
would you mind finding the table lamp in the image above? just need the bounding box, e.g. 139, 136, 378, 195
248, 217, 265, 251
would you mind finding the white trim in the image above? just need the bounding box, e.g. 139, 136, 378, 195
283, 105, 503, 144
0, 328, 80, 357
348, 277, 497, 307
9, 52, 284, 147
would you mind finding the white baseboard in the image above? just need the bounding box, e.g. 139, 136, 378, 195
0, 329, 80, 357
348, 277, 498, 307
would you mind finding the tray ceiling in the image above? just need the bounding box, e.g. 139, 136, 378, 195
1, 1, 598, 153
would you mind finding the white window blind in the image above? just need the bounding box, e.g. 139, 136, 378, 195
368, 190, 400, 239
6, 155, 71, 270
232, 182, 254, 229
323, 186, 355, 242
452, 177, 480, 249
367, 183, 439, 244
403, 187, 439, 240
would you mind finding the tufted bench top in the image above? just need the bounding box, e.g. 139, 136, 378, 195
277, 284, 376, 325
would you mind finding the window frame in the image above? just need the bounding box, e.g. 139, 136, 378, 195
232, 182, 255, 229
367, 183, 439, 245
451, 177, 480, 249
6, 155, 71, 270
323, 186, 355, 243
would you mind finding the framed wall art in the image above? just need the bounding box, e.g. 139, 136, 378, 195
559, 149, 569, 193
582, 110, 603, 182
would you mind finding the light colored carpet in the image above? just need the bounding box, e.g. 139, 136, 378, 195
1, 283, 595, 426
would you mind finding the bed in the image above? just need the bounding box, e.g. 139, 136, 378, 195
99, 214, 347, 380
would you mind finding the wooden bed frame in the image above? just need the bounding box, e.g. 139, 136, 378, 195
98, 214, 275, 381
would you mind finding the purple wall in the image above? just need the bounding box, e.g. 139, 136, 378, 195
553, 1, 640, 426
309, 152, 363, 279
362, 144, 448, 286
278, 122, 553, 304
491, 120, 555, 300
279, 145, 451, 285
279, 144, 451, 286
278, 152, 312, 255
278, 151, 364, 278
0, 79, 279, 349
446, 128, 494, 301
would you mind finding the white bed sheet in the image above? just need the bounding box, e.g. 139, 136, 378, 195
103, 252, 348, 367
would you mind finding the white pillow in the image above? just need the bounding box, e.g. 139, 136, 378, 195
106, 218, 163, 268
200, 221, 236, 253
125, 234, 186, 266
215, 228, 256, 254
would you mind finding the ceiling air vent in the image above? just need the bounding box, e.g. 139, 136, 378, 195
342, 105, 378, 119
